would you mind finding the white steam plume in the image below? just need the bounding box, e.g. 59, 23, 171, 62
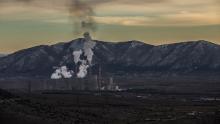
51, 33, 96, 79
73, 50, 82, 64
51, 69, 62, 79
83, 32, 96, 65
83, 40, 96, 65
77, 60, 89, 78
72, 32, 96, 78
51, 66, 73, 79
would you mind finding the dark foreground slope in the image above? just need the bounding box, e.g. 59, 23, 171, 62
0, 39, 220, 78
0, 91, 220, 124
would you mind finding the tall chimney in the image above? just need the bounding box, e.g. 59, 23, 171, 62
98, 65, 102, 91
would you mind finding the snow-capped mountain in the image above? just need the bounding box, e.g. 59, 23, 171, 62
0, 38, 220, 78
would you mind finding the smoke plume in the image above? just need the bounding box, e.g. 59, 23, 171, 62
69, 0, 97, 34
0, 0, 97, 34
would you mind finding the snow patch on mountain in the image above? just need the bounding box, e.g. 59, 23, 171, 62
130, 41, 144, 48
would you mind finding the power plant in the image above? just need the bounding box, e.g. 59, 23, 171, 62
50, 32, 121, 91
0, 75, 120, 92
0, 33, 121, 92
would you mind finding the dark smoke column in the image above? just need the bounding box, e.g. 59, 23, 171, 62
69, 0, 97, 34
83, 32, 92, 42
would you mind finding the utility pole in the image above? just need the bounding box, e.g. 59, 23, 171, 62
27, 80, 31, 93
97, 65, 102, 93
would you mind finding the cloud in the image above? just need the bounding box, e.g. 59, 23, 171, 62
93, 16, 152, 26
93, 13, 220, 27
161, 12, 220, 26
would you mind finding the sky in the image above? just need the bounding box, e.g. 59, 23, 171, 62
0, 0, 220, 53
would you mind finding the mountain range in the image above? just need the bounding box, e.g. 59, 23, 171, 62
0, 38, 220, 78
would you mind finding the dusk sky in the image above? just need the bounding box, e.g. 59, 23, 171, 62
0, 0, 220, 53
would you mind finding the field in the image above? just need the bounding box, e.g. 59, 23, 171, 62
0, 89, 220, 124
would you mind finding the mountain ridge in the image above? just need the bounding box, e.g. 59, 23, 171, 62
0, 54, 6, 58
0, 39, 220, 78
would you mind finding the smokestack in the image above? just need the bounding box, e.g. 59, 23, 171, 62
98, 65, 102, 91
